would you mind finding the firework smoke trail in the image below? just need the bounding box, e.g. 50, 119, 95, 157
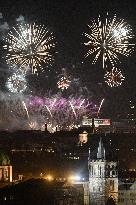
3, 23, 55, 74
97, 98, 105, 117
84, 13, 135, 68
22, 100, 29, 119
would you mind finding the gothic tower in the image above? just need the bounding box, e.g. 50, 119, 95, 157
88, 138, 118, 205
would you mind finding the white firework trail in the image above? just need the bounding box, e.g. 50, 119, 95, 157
22, 100, 29, 119
50, 98, 57, 109
44, 105, 52, 118
78, 99, 85, 110
69, 101, 77, 118
97, 98, 105, 117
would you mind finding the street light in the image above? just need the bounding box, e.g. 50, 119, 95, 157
68, 175, 81, 181
45, 175, 54, 181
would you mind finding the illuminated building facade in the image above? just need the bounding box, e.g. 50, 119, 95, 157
79, 130, 88, 146
0, 165, 12, 183
118, 182, 136, 205
0, 152, 12, 183
88, 138, 118, 204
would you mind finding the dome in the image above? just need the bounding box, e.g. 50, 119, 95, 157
0, 151, 10, 166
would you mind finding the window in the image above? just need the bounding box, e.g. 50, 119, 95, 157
100, 166, 101, 176
110, 180, 114, 191
112, 171, 115, 175
92, 166, 93, 175
4, 170, 8, 179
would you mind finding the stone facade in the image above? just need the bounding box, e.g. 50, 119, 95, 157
0, 165, 12, 182
0, 152, 12, 183
118, 182, 136, 205
88, 138, 118, 204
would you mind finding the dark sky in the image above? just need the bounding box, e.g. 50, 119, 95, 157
1, 0, 136, 118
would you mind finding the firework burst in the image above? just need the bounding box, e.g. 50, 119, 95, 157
84, 13, 135, 68
57, 76, 71, 90
3, 23, 55, 74
104, 68, 125, 87
6, 73, 27, 93
28, 96, 99, 127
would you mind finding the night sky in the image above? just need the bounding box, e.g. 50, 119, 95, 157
1, 0, 136, 119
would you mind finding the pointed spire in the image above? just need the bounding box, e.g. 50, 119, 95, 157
97, 138, 105, 159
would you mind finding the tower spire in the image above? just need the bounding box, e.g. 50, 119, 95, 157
97, 137, 105, 159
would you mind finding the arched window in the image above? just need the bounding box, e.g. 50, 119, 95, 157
112, 171, 115, 175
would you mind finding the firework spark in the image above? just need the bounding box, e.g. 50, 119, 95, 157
29, 121, 37, 130
6, 73, 27, 93
57, 76, 71, 90
104, 68, 125, 87
84, 13, 135, 68
0, 92, 99, 130
28, 96, 99, 127
3, 23, 55, 74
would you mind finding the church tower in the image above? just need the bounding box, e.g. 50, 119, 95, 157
88, 138, 118, 205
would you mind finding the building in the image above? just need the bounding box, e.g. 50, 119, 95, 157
88, 138, 118, 204
118, 181, 136, 205
83, 182, 90, 205
81, 116, 136, 133
0, 151, 12, 183
82, 117, 112, 134
127, 100, 136, 123
111, 120, 136, 133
